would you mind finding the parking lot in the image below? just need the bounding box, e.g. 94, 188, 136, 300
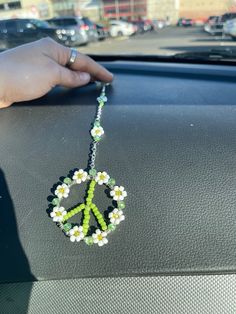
79, 26, 236, 56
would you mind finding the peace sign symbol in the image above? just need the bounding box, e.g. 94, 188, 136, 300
49, 169, 127, 246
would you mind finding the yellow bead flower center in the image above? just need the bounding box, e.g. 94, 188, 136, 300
99, 174, 106, 180
56, 212, 62, 216
113, 214, 119, 219
77, 173, 83, 179
95, 129, 101, 135
58, 188, 65, 194
74, 231, 80, 237
115, 190, 122, 196
97, 234, 103, 241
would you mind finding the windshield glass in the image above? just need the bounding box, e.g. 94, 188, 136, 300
30, 19, 50, 28
1, 0, 236, 61
48, 18, 77, 27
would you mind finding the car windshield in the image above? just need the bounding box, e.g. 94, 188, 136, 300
30, 19, 50, 28
1, 1, 236, 61
48, 18, 77, 27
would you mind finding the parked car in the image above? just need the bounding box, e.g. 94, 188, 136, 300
204, 16, 222, 35
47, 16, 98, 45
223, 18, 235, 36
0, 18, 72, 49
152, 19, 166, 30
205, 13, 236, 35
109, 20, 136, 37
223, 18, 236, 39
47, 17, 88, 46
177, 18, 194, 27
143, 19, 154, 31
131, 19, 153, 33
95, 23, 109, 40
131, 20, 145, 34
80, 17, 98, 42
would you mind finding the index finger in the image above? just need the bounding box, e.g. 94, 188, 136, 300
70, 51, 114, 83
44, 39, 113, 83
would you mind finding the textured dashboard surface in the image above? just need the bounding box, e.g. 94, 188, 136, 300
1, 275, 236, 314
1, 62, 236, 284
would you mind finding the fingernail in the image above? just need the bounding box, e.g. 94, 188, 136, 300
79, 72, 91, 82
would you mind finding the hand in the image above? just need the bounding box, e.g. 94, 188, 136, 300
0, 37, 113, 108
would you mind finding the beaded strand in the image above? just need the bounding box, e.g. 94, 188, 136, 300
49, 84, 127, 246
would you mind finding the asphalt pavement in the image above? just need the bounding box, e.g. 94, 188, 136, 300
78, 26, 236, 56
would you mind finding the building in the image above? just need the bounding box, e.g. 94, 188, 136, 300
179, 0, 236, 21
101, 0, 179, 23
102, 0, 147, 20
0, 0, 234, 23
0, 0, 53, 19
146, 0, 179, 23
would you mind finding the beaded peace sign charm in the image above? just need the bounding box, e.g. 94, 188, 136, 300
50, 170, 127, 246
49, 84, 127, 246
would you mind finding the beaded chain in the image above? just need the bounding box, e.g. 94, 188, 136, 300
49, 84, 127, 246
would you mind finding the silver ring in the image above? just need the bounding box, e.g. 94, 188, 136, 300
67, 48, 78, 67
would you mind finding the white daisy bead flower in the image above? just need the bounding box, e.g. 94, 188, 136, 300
110, 186, 127, 201
69, 226, 84, 242
72, 169, 88, 184
95, 171, 110, 185
55, 183, 70, 199
109, 208, 125, 225
50, 206, 67, 222
91, 126, 104, 138
92, 229, 108, 246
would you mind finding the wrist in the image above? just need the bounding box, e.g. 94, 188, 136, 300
0, 54, 12, 108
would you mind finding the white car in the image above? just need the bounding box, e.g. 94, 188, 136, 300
109, 20, 136, 37
223, 18, 236, 38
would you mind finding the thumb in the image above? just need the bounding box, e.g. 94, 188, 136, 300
56, 65, 91, 88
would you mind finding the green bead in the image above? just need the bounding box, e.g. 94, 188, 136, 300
63, 223, 72, 232
97, 214, 103, 219
84, 237, 94, 245
108, 224, 116, 231
52, 198, 60, 206
108, 178, 116, 187
94, 120, 100, 127
63, 177, 72, 185
94, 136, 101, 142
117, 201, 125, 209
89, 169, 97, 177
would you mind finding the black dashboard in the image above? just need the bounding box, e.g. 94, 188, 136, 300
1, 60, 236, 313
